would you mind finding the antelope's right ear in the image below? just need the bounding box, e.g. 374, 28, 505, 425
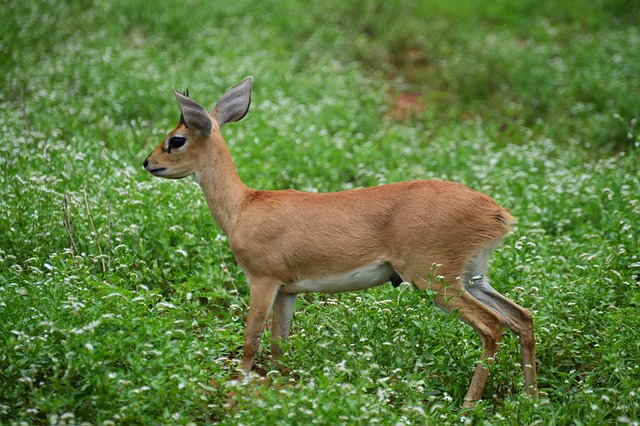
173, 89, 213, 135
211, 76, 253, 128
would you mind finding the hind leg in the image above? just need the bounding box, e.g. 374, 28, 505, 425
408, 269, 507, 407
465, 279, 538, 397
436, 285, 507, 407
462, 249, 538, 397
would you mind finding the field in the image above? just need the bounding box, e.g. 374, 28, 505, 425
1, 0, 639, 424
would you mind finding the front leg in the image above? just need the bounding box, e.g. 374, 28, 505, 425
242, 279, 282, 374
270, 292, 297, 362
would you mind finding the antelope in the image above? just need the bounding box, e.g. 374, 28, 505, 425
143, 77, 538, 407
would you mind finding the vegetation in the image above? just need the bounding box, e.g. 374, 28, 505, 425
1, 0, 638, 424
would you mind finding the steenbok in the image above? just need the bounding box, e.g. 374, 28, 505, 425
143, 77, 538, 407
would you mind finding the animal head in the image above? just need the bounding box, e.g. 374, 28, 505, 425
143, 76, 253, 179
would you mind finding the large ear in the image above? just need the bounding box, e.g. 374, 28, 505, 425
173, 89, 213, 135
211, 76, 253, 128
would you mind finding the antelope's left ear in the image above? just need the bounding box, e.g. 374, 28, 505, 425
173, 89, 213, 135
211, 76, 253, 128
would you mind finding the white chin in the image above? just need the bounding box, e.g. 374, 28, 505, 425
193, 172, 200, 184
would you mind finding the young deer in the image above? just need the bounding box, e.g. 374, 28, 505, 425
143, 77, 538, 407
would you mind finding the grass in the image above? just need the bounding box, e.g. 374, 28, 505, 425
1, 0, 639, 424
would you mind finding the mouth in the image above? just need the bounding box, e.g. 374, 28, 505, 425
148, 167, 167, 176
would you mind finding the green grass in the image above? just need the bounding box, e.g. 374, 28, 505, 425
1, 0, 639, 424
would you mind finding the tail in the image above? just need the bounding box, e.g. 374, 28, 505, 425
498, 209, 516, 234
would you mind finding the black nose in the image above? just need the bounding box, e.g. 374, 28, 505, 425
143, 157, 149, 169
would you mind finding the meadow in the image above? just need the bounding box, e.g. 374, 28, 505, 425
1, 0, 639, 424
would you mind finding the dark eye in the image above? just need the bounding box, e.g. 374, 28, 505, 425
168, 136, 186, 152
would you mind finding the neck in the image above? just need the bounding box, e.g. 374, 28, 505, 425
197, 138, 249, 236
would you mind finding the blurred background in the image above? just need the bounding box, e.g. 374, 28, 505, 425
1, 0, 639, 424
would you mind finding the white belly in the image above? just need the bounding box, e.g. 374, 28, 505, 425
280, 262, 395, 294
